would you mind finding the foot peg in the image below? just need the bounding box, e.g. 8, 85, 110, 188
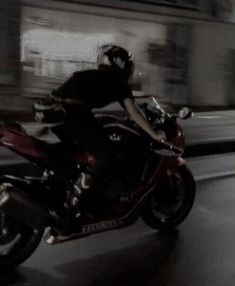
44, 228, 83, 245
44, 230, 58, 245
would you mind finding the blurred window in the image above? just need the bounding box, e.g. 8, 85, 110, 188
121, 0, 200, 10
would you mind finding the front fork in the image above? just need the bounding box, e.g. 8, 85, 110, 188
0, 210, 8, 239
133, 155, 187, 201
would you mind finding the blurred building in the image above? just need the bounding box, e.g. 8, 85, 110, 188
1, 0, 235, 116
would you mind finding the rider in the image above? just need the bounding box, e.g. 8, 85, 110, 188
51, 44, 166, 203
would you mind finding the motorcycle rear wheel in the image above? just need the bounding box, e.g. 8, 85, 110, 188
0, 211, 44, 270
142, 165, 195, 230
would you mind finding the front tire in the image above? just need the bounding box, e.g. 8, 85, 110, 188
0, 211, 44, 270
142, 165, 195, 230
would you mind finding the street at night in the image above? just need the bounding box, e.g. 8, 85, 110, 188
1, 0, 235, 285
0, 153, 234, 286
0, 174, 234, 286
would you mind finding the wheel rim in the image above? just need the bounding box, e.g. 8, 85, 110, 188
151, 171, 188, 223
0, 210, 35, 261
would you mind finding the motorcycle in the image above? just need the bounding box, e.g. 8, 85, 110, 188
0, 98, 195, 270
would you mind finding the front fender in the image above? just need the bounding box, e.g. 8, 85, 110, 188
162, 156, 187, 172
153, 156, 188, 186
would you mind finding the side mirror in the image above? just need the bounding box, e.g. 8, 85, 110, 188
178, 107, 193, 120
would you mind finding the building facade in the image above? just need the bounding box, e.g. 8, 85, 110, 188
1, 0, 235, 115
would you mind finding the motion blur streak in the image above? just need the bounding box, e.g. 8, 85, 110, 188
0, 1, 235, 285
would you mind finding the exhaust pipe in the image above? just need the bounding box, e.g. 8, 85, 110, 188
0, 183, 53, 229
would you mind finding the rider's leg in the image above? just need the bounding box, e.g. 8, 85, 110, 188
53, 109, 114, 198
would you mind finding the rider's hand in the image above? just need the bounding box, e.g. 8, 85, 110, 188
152, 130, 167, 142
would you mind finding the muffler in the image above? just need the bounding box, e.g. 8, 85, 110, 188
0, 183, 53, 229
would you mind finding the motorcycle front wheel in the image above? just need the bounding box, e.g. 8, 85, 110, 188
142, 165, 195, 230
0, 211, 44, 271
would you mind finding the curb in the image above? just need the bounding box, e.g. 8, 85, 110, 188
195, 170, 235, 182
184, 140, 235, 157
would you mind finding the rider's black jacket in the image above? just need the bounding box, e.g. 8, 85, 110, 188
53, 67, 133, 109
52, 67, 133, 177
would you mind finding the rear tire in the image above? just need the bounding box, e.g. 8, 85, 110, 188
0, 211, 44, 271
142, 165, 195, 230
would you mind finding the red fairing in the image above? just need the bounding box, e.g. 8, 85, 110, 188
71, 151, 96, 168
0, 123, 97, 167
0, 125, 47, 160
170, 124, 185, 150
135, 123, 186, 198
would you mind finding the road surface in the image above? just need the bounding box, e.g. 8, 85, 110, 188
0, 151, 235, 286
0, 174, 234, 286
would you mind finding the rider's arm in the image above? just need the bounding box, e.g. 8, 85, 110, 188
53, 97, 83, 106
122, 97, 166, 142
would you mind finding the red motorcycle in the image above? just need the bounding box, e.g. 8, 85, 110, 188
0, 98, 195, 270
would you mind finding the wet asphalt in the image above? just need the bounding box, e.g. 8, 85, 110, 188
1, 175, 234, 286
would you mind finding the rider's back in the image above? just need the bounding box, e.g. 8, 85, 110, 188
53, 68, 133, 110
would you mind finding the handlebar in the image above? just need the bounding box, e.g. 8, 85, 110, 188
150, 140, 183, 157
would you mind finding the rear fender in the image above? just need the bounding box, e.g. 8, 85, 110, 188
0, 123, 48, 161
